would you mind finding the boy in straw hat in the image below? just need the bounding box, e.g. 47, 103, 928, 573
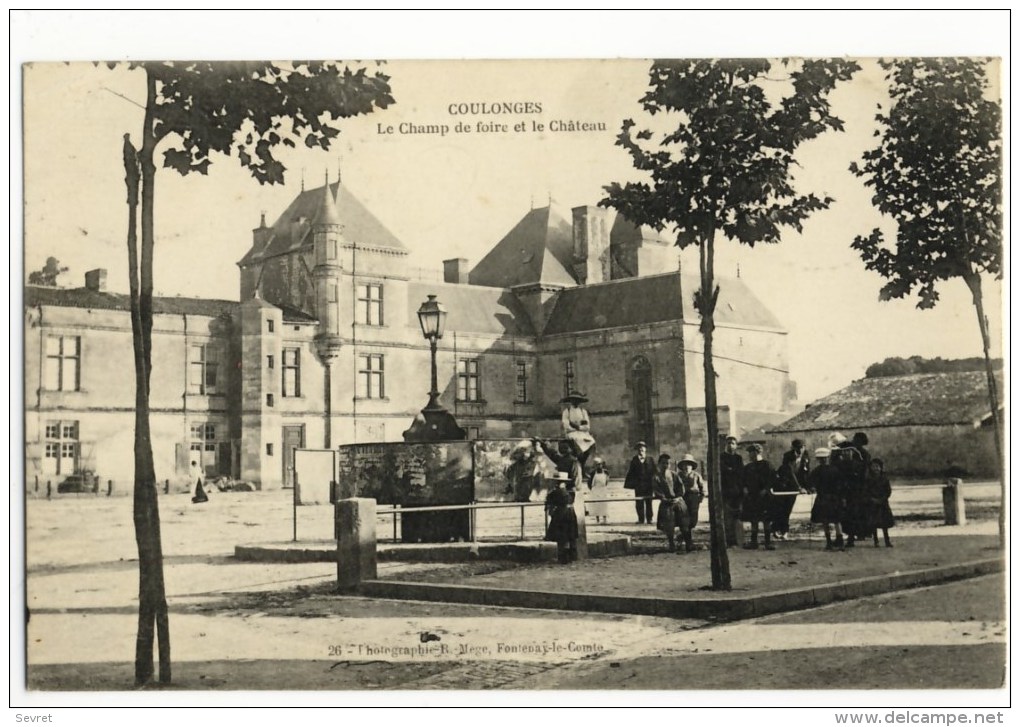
676, 453, 707, 536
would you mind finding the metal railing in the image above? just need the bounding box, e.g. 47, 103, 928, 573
376, 495, 674, 542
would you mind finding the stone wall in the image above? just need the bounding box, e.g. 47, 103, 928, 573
764, 424, 999, 479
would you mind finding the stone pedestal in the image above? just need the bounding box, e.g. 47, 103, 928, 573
336, 498, 377, 590
572, 488, 589, 561
942, 479, 967, 526
725, 508, 746, 547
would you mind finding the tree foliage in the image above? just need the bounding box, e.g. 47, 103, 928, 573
602, 58, 858, 590
117, 61, 394, 182
849, 58, 1001, 308
850, 57, 1003, 547
604, 59, 860, 253
27, 256, 69, 286
865, 355, 1003, 378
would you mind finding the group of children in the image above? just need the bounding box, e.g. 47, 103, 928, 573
539, 430, 897, 563
805, 434, 896, 551
728, 432, 896, 552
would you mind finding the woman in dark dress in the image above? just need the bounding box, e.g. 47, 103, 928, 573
808, 447, 845, 550
741, 444, 776, 550
863, 458, 895, 547
835, 442, 871, 548
545, 472, 579, 563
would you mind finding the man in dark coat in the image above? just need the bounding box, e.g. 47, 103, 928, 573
772, 439, 809, 540
624, 441, 657, 525
720, 435, 744, 547
741, 444, 776, 550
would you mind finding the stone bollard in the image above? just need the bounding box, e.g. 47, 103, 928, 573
942, 478, 967, 526
336, 498, 378, 591
571, 488, 589, 561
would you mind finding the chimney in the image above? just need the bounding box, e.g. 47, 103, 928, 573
571, 206, 611, 285
84, 268, 107, 292
443, 258, 470, 285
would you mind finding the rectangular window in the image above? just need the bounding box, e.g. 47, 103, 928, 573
44, 419, 79, 475
267, 319, 275, 333
515, 361, 528, 403
189, 422, 222, 475
44, 335, 80, 391
188, 343, 220, 395
267, 354, 275, 370
357, 354, 385, 399
266, 393, 274, 407
458, 358, 481, 402
282, 348, 301, 397
563, 359, 576, 398
266, 443, 274, 456
356, 283, 384, 326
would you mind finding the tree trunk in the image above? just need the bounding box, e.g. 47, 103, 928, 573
130, 69, 171, 686
964, 272, 1004, 547
698, 232, 731, 590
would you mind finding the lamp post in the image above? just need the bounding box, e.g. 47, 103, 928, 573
417, 294, 447, 411
403, 295, 466, 442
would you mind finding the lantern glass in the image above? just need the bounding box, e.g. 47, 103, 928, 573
416, 295, 447, 340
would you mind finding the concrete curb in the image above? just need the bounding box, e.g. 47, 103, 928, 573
235, 535, 632, 564
356, 557, 1003, 621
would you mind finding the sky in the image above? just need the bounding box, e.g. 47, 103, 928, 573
16, 12, 1009, 406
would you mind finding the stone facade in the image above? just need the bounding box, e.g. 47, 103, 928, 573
24, 181, 793, 490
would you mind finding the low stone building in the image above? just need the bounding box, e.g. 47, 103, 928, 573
766, 371, 1003, 478
25, 180, 795, 491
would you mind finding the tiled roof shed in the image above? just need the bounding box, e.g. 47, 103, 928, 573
769, 371, 1004, 433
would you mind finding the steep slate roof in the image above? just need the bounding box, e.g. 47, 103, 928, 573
681, 273, 785, 330
406, 281, 534, 337
238, 182, 406, 265
769, 371, 1004, 432
544, 272, 683, 334
468, 205, 577, 288
543, 271, 785, 334
25, 285, 314, 323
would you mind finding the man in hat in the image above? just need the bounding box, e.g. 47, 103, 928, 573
720, 435, 744, 547
653, 453, 691, 552
772, 438, 809, 540
741, 443, 776, 550
624, 441, 657, 524
560, 390, 596, 472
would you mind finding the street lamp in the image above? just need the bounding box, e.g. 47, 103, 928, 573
403, 294, 466, 442
417, 294, 447, 411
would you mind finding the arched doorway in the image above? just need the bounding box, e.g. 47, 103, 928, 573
629, 356, 655, 449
